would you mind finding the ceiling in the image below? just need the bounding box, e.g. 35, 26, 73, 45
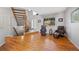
24, 7, 67, 15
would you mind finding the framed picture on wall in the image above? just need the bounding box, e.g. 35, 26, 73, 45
71, 8, 79, 23
44, 17, 55, 26
58, 18, 63, 22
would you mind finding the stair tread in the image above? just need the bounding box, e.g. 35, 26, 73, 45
12, 8, 25, 11
12, 7, 29, 32
14, 14, 26, 16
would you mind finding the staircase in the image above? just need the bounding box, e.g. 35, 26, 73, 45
11, 7, 29, 35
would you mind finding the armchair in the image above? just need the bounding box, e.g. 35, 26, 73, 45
53, 26, 65, 38
40, 25, 47, 36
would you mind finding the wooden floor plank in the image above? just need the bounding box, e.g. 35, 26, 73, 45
0, 32, 78, 51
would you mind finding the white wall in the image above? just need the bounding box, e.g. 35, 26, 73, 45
64, 7, 79, 49
33, 15, 43, 32
28, 10, 65, 33
28, 10, 33, 28
42, 12, 65, 33
0, 7, 16, 46
28, 10, 43, 32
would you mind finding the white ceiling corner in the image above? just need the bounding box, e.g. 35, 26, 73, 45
23, 7, 67, 15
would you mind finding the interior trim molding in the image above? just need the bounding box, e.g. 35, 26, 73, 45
67, 36, 79, 49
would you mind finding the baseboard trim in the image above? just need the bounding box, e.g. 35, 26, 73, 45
68, 36, 79, 49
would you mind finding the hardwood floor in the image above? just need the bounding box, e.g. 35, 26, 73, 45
0, 32, 78, 51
